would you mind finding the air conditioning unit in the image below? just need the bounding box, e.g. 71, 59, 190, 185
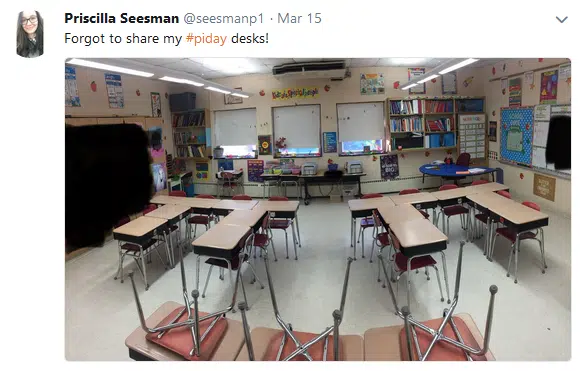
272, 60, 348, 80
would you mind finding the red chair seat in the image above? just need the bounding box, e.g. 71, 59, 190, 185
270, 219, 291, 229
188, 215, 212, 225
360, 217, 374, 228
419, 210, 430, 219
377, 232, 390, 247
394, 252, 437, 272
253, 233, 269, 247
475, 214, 488, 223
495, 227, 537, 243
443, 205, 469, 217
121, 238, 158, 252
263, 330, 343, 361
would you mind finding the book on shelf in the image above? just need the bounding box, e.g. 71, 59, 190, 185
390, 117, 422, 132
390, 99, 422, 115
424, 133, 456, 148
174, 131, 207, 145
424, 100, 453, 113
172, 110, 205, 127
176, 144, 207, 158
426, 118, 454, 132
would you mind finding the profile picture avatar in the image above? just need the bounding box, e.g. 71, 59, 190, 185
17, 10, 43, 58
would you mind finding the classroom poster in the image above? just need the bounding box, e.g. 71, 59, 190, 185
152, 163, 167, 192
258, 135, 272, 155
508, 78, 522, 107
247, 159, 264, 182
408, 68, 426, 94
488, 121, 497, 142
195, 162, 209, 181
151, 92, 161, 117
105, 73, 124, 108
559, 63, 571, 80
524, 71, 534, 88
360, 73, 385, 95
380, 154, 399, 180
218, 159, 234, 171
323, 132, 337, 153
540, 70, 558, 104
271, 87, 319, 100
500, 107, 534, 166
65, 66, 81, 107
148, 127, 164, 158
441, 71, 457, 94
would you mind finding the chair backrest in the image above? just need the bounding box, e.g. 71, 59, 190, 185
168, 190, 186, 197
233, 194, 252, 201
399, 188, 419, 195
522, 201, 540, 211
269, 196, 289, 201
439, 184, 458, 191
196, 194, 216, 199
115, 216, 131, 228
261, 212, 271, 231
497, 190, 511, 199
142, 204, 157, 215
471, 179, 489, 186
361, 193, 383, 199
371, 210, 383, 228
456, 153, 471, 166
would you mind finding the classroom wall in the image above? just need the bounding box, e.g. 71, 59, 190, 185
483, 58, 571, 215
194, 66, 486, 197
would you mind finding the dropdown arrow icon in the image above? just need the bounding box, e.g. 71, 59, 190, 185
556, 16, 568, 23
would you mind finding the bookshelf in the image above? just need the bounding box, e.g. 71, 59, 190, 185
386, 97, 486, 162
171, 108, 210, 161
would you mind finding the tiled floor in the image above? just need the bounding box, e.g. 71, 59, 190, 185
65, 200, 571, 361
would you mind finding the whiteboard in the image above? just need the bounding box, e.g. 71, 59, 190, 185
337, 102, 385, 142
214, 108, 257, 146
533, 120, 550, 147
273, 105, 321, 148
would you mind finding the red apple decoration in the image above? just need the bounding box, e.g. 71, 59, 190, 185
425, 151, 430, 157
502, 88, 506, 95
431, 78, 437, 83
393, 81, 400, 89
492, 110, 496, 116
165, 92, 168, 99
526, 124, 530, 130
397, 146, 402, 151
136, 89, 141, 96
324, 85, 331, 92
259, 90, 265, 96
492, 67, 496, 75
519, 173, 524, 179
90, 81, 97, 92
538, 58, 544, 62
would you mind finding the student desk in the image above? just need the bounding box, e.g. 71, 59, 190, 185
143, 204, 191, 267
389, 192, 439, 222
376, 203, 425, 226
363, 313, 495, 361
467, 192, 511, 257
431, 187, 479, 208
469, 182, 509, 193
300, 171, 366, 205
235, 327, 364, 361
125, 301, 244, 361
221, 209, 267, 232
212, 199, 259, 216
348, 197, 395, 253
113, 216, 169, 290
150, 195, 176, 205
388, 218, 448, 258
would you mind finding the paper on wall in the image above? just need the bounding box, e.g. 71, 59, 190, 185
534, 105, 551, 121
559, 63, 571, 79
500, 77, 508, 90
532, 146, 547, 168
524, 71, 534, 86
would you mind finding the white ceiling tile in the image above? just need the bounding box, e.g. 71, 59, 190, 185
161, 60, 206, 74
260, 58, 295, 65
349, 58, 380, 67
130, 58, 176, 66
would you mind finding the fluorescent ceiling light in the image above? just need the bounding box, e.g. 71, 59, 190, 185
205, 86, 231, 94
401, 83, 417, 90
67, 58, 154, 77
159, 76, 204, 87
231, 92, 249, 98
439, 58, 479, 74
417, 74, 439, 84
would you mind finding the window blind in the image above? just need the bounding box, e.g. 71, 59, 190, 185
337, 102, 385, 142
214, 108, 257, 146
273, 105, 321, 148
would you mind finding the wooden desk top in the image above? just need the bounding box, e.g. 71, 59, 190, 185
150, 195, 174, 204
213, 199, 258, 211
256, 200, 300, 212
125, 301, 244, 361
113, 216, 166, 237
431, 187, 478, 201
389, 218, 447, 248
470, 182, 509, 193
489, 200, 549, 225
389, 192, 438, 206
169, 197, 219, 209
191, 223, 250, 250
467, 192, 511, 208
348, 197, 395, 211
221, 209, 267, 228
377, 203, 424, 225
143, 204, 191, 220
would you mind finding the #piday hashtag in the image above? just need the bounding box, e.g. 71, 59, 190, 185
185, 33, 228, 46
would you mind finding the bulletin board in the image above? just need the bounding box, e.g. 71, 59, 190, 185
500, 106, 534, 167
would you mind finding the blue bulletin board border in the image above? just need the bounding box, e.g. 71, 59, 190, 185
500, 106, 534, 168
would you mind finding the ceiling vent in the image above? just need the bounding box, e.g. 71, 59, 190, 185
272, 60, 348, 80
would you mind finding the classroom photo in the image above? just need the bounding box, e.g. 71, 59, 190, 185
65, 57, 572, 361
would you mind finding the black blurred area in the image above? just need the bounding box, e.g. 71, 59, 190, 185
66, 124, 153, 252
545, 115, 571, 170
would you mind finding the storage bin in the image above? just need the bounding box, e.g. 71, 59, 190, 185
169, 92, 196, 112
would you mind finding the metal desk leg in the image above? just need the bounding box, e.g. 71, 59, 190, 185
350, 215, 354, 248
484, 217, 491, 258
513, 234, 520, 284
357, 176, 363, 198
294, 214, 302, 247
540, 228, 547, 272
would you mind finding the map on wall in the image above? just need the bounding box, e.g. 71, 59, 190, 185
500, 107, 534, 167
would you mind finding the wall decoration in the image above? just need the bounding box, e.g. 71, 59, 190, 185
259, 90, 265, 96
164, 92, 168, 99
500, 77, 508, 95
441, 71, 457, 94
488, 150, 498, 160
520, 173, 525, 180
489, 121, 497, 142
500, 107, 534, 167
540, 70, 558, 104
524, 71, 534, 89
90, 80, 97, 92
258, 135, 272, 155
147, 127, 164, 158
272, 87, 319, 100
136, 89, 141, 96
533, 173, 556, 201
360, 73, 385, 95
372, 155, 378, 162
559, 63, 571, 84
492, 67, 496, 75
323, 132, 337, 153
508, 77, 522, 107
324, 84, 331, 92
463, 76, 474, 88
425, 151, 430, 157
247, 160, 264, 182
152, 163, 167, 192
218, 159, 234, 171
104, 73, 124, 109
492, 110, 496, 117
518, 60, 524, 68
150, 92, 161, 117
408, 68, 426, 94
393, 81, 400, 89
65, 66, 81, 107
502, 63, 507, 72
380, 154, 399, 180
538, 58, 544, 62
195, 162, 209, 181
225, 87, 244, 104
